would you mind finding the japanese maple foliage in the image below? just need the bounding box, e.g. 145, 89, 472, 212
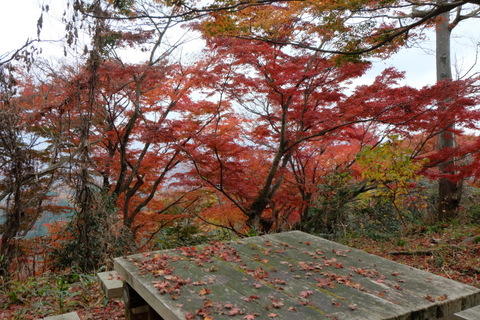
16, 54, 226, 251
180, 36, 480, 233
0, 69, 69, 276
86, 58, 227, 238
198, 0, 479, 58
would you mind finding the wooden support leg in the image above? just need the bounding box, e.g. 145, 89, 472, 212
123, 282, 149, 320
148, 307, 164, 320
123, 282, 163, 320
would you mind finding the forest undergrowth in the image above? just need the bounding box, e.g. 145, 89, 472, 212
1, 221, 480, 320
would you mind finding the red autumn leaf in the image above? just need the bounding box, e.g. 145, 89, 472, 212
229, 308, 242, 315
204, 300, 213, 308
316, 278, 334, 288
299, 290, 314, 298
199, 288, 211, 296
153, 280, 170, 294
437, 294, 448, 301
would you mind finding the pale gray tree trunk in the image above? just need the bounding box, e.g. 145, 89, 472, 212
436, 2, 462, 221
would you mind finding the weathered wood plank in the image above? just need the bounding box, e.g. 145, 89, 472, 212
114, 231, 480, 320
228, 237, 410, 319
264, 231, 480, 318
115, 246, 324, 319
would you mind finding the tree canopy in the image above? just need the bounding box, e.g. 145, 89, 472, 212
0, 0, 479, 276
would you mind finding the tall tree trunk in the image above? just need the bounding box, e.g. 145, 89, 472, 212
65, 1, 113, 271
436, 2, 462, 221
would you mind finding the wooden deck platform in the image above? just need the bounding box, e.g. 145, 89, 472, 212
114, 231, 480, 320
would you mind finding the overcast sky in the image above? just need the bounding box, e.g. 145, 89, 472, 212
1, 0, 42, 53
1, 0, 478, 88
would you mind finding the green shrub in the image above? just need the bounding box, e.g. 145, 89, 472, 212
153, 219, 233, 250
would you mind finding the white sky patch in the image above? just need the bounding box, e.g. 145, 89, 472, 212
357, 18, 480, 88
0, 0, 42, 53
0, 0, 77, 64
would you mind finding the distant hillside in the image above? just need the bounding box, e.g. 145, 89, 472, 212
0, 192, 74, 239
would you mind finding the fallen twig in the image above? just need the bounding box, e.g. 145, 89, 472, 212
389, 245, 462, 256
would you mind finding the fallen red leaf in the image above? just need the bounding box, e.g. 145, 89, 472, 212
199, 288, 211, 296
299, 290, 314, 298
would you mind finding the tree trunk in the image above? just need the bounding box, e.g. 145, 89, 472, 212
436, 3, 462, 221
246, 197, 272, 233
